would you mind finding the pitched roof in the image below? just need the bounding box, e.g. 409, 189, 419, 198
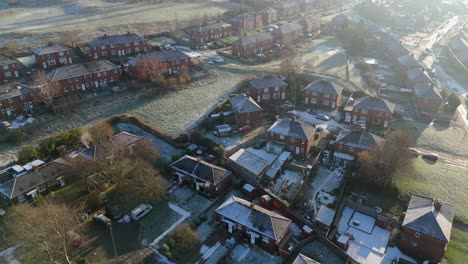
407, 68, 432, 83
293, 254, 320, 264
215, 196, 292, 241
268, 118, 316, 140
33, 43, 70, 56
272, 22, 303, 35
335, 130, 385, 150
414, 83, 443, 100
352, 96, 396, 113
0, 83, 33, 101
402, 194, 454, 242
89, 33, 144, 47
190, 21, 231, 32
304, 79, 343, 95
229, 94, 263, 113
169, 155, 231, 185
0, 158, 71, 199
0, 55, 17, 67
248, 75, 287, 89
230, 12, 258, 23
79, 132, 141, 161
397, 54, 420, 68
331, 14, 350, 25
297, 15, 321, 26
232, 32, 273, 46
128, 50, 190, 66
259, 7, 277, 14
47, 60, 118, 81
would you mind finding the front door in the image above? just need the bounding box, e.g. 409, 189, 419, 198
81, 84, 86, 91
95, 81, 99, 88
42, 62, 47, 69
296, 147, 300, 155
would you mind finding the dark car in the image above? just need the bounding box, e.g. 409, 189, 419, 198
93, 214, 111, 228
105, 206, 122, 220
316, 114, 330, 121
422, 153, 439, 162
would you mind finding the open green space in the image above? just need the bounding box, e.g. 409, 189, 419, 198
445, 226, 468, 264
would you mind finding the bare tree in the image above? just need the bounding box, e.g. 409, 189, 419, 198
5, 38, 18, 55
129, 139, 161, 164
6, 201, 84, 264
60, 30, 82, 47
129, 160, 166, 202
87, 121, 114, 145
32, 71, 62, 110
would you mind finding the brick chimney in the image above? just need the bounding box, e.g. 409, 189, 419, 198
291, 115, 297, 122
433, 199, 442, 211
48, 42, 53, 46
103, 34, 108, 39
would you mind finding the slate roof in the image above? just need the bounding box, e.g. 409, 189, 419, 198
292, 254, 320, 264
0, 55, 17, 66
268, 118, 315, 141
304, 79, 342, 95
272, 22, 303, 35
79, 132, 141, 161
352, 96, 396, 113
407, 68, 432, 83
215, 196, 292, 241
414, 83, 443, 100
169, 155, 231, 185
89, 33, 145, 47
33, 43, 70, 56
128, 50, 190, 66
0, 158, 70, 199
190, 21, 231, 32
402, 194, 454, 242
229, 94, 263, 113
0, 83, 33, 101
230, 12, 257, 23
47, 60, 118, 81
335, 130, 385, 150
297, 15, 320, 26
259, 7, 277, 14
232, 32, 273, 46
248, 75, 287, 89
397, 55, 420, 69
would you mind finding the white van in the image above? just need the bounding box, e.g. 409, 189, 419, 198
130, 204, 153, 221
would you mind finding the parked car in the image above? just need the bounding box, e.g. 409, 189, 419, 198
422, 153, 439, 162
93, 214, 111, 228
316, 114, 330, 121
105, 206, 122, 220
407, 148, 420, 158
130, 204, 153, 221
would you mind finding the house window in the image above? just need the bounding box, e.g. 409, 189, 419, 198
415, 232, 420, 238
111, 50, 117, 55
302, 140, 305, 144
125, 42, 130, 47
134, 42, 139, 45
274, 92, 280, 99
135, 47, 140, 52
126, 48, 131, 54
97, 72, 102, 77
20, 94, 26, 100
323, 100, 329, 105
74, 77, 79, 82
7, 98, 13, 103
263, 88, 269, 93
348, 146, 354, 152
361, 109, 368, 114
5, 72, 11, 78
38, 184, 46, 192
2, 65, 8, 70
324, 93, 330, 98
290, 138, 295, 142
68, 79, 72, 83
101, 51, 107, 56
279, 135, 284, 140
274, 87, 279, 91
311, 92, 318, 96
411, 242, 417, 247
262, 94, 270, 100
100, 45, 106, 49
376, 111, 382, 116
262, 236, 269, 243
110, 44, 115, 48
114, 69, 118, 74
59, 52, 64, 56
311, 98, 317, 104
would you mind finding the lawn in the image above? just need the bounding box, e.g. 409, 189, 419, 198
445, 226, 468, 264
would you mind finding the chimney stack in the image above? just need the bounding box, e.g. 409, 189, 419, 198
103, 34, 108, 39
433, 199, 442, 211
291, 115, 297, 122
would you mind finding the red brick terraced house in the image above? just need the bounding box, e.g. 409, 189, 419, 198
272, 22, 303, 45
85, 32, 147, 59
267, 117, 316, 157
248, 75, 287, 103
0, 83, 35, 118
169, 155, 232, 195
189, 21, 232, 44
0, 55, 19, 81
33, 43, 73, 70
229, 93, 263, 127
297, 15, 321, 35
406, 68, 432, 87
333, 130, 385, 166
215, 196, 293, 255
275, 2, 300, 18
413, 83, 444, 117
304, 79, 343, 110
258, 8, 278, 25
47, 60, 120, 96
399, 194, 454, 262
128, 50, 192, 79
230, 12, 263, 33
344, 96, 396, 128
231, 32, 274, 58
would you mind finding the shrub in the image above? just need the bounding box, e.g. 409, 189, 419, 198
38, 128, 83, 158
85, 191, 101, 212
17, 145, 39, 164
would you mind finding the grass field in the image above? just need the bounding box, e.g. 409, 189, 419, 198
445, 227, 468, 264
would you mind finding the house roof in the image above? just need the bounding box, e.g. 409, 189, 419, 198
331, 14, 350, 25
79, 131, 141, 161
169, 155, 231, 186
352, 96, 396, 113
304, 79, 342, 95
229, 94, 263, 113
314, 205, 335, 227
128, 50, 190, 66
190, 21, 231, 32
248, 75, 287, 89
272, 22, 303, 35
402, 194, 454, 242
47, 60, 118, 81
33, 43, 70, 56
297, 15, 320, 26
335, 130, 385, 150
230, 12, 257, 23
0, 55, 17, 67
0, 158, 71, 199
215, 196, 292, 241
414, 83, 443, 100
407, 68, 432, 83
292, 254, 320, 264
258, 7, 277, 14
397, 55, 420, 68
276, 1, 300, 9
268, 118, 315, 141
232, 32, 273, 46
0, 83, 33, 101
89, 33, 144, 47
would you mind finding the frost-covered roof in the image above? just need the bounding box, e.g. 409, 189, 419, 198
402, 194, 454, 242
297, 15, 320, 26
89, 33, 144, 46
406, 68, 432, 83
215, 196, 292, 241
229, 94, 263, 113
352, 96, 395, 113
414, 83, 443, 100
292, 254, 320, 264
228, 148, 272, 176
169, 155, 231, 185
248, 75, 287, 89
232, 32, 273, 46
33, 43, 70, 56
314, 205, 335, 227
304, 79, 342, 95
47, 60, 118, 81
0, 83, 33, 101
128, 50, 190, 66
272, 22, 303, 35
0, 55, 17, 66
335, 130, 385, 150
268, 119, 315, 140
79, 131, 141, 161
190, 21, 231, 32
